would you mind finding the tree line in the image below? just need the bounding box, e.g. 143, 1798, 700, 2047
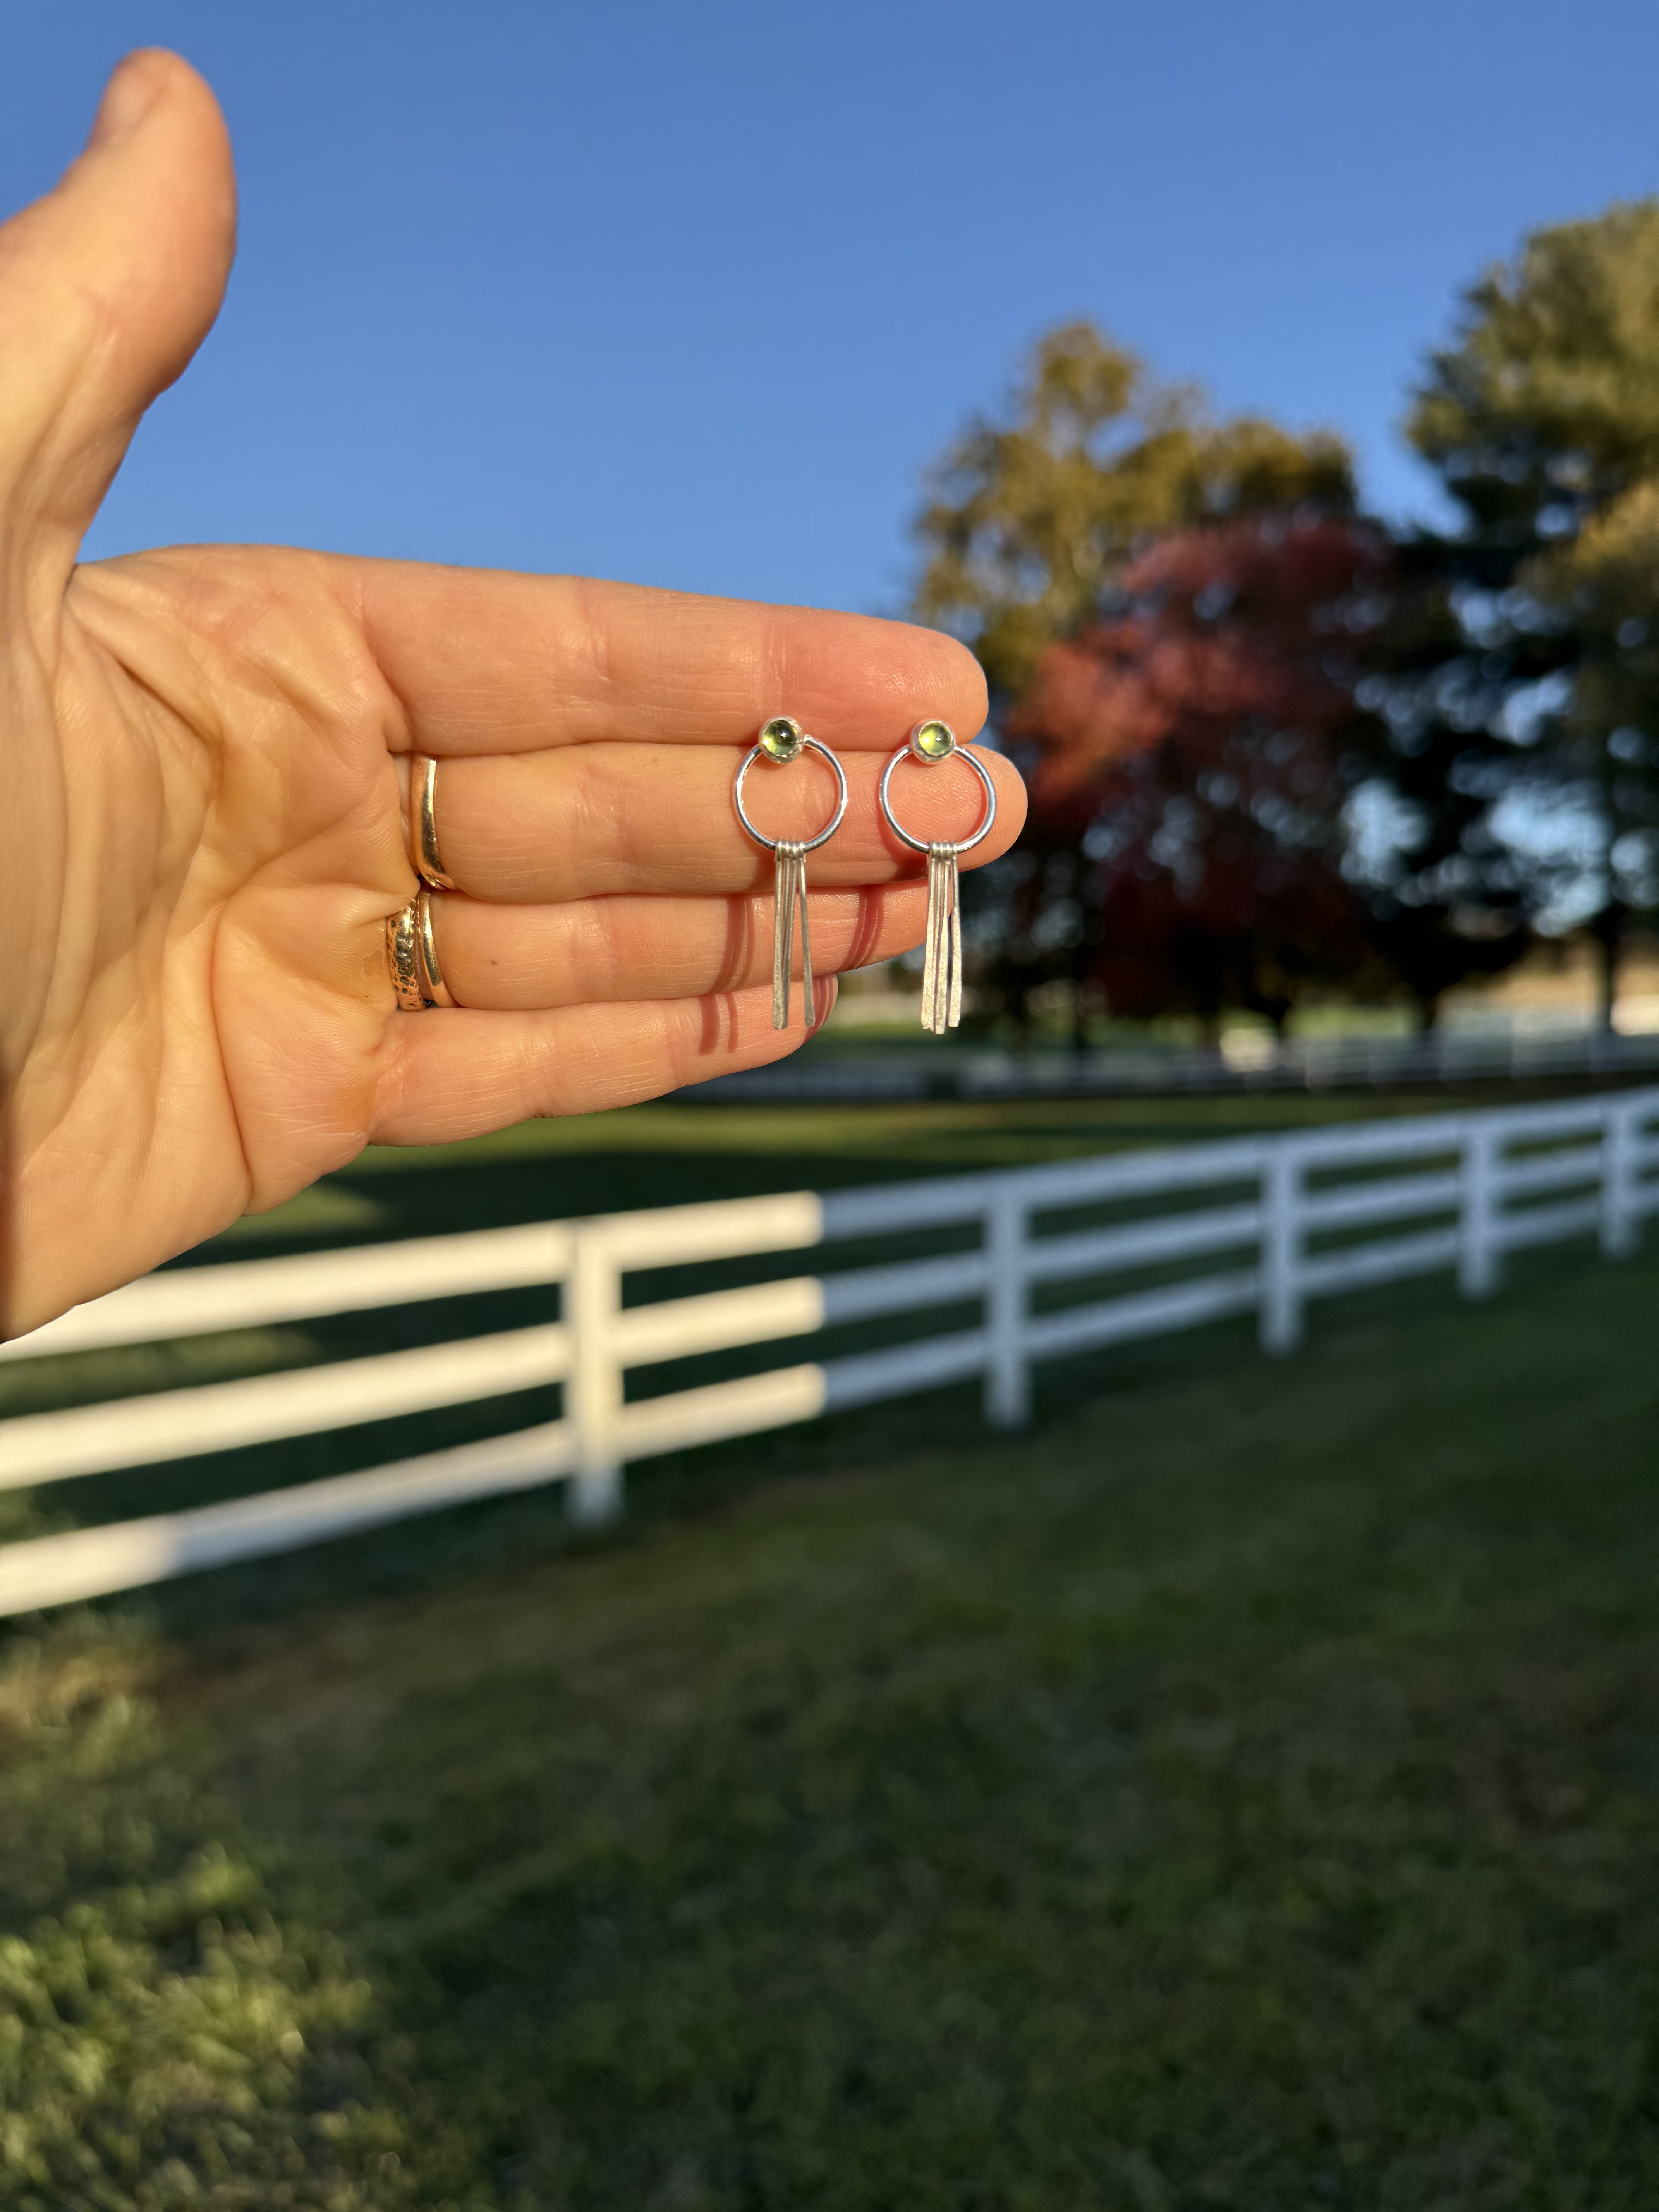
914, 202, 1659, 1037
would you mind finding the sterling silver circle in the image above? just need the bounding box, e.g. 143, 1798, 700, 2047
878, 742, 998, 856
733, 733, 849, 854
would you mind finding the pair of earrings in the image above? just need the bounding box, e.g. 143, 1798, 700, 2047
733, 716, 998, 1034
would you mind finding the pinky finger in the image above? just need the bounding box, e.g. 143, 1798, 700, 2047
368, 977, 834, 1146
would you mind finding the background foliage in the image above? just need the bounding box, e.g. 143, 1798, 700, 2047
915, 204, 1659, 1034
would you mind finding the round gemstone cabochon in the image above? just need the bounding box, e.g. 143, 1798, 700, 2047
759, 716, 804, 762
911, 718, 957, 761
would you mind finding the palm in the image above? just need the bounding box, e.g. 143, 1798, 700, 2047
33, 542, 1014, 1317
10, 112, 1018, 1341
36, 547, 414, 1296
4, 57, 1022, 1334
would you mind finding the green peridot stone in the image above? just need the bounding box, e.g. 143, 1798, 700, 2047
759, 716, 804, 762
911, 718, 957, 761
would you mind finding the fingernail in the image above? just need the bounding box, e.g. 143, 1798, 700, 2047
88, 53, 164, 149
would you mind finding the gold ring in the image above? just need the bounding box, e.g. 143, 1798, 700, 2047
409, 755, 458, 890
385, 899, 429, 1010
416, 888, 458, 1007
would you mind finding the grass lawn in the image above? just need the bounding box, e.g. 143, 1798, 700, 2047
192, 1077, 1652, 1257
3, 1236, 1658, 2209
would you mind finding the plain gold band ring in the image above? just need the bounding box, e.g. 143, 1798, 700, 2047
416, 888, 458, 1007
409, 754, 459, 890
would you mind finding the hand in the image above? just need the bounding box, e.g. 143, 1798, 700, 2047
0, 53, 1024, 1338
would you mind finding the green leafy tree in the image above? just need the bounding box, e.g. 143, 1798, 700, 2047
914, 322, 1354, 701
1386, 200, 1659, 1019
1524, 480, 1659, 993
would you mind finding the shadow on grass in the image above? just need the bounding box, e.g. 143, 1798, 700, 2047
6, 1239, 1658, 2206
187, 1075, 1642, 1261
5, 1239, 1659, 2205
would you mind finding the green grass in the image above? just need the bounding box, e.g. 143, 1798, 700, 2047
4, 1238, 1659, 2208
204, 1078, 1647, 1255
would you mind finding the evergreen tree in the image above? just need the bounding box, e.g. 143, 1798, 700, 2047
1385, 200, 1659, 1020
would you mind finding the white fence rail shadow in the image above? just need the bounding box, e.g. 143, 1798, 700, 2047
2, 1086, 1656, 1616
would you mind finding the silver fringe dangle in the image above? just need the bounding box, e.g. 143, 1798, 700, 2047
878, 720, 999, 1036
771, 840, 814, 1031
733, 718, 849, 1034
921, 841, 963, 1035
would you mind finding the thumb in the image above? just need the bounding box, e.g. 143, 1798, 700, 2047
0, 50, 235, 580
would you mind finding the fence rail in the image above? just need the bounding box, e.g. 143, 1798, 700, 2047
2, 1087, 1656, 1617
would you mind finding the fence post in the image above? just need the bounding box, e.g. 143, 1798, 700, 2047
567, 1227, 624, 1524
1259, 1143, 1305, 1355
1458, 1120, 1502, 1300
984, 1181, 1030, 1428
1601, 1097, 1641, 1261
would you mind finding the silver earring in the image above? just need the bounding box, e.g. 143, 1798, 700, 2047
734, 717, 849, 1030
878, 720, 997, 1034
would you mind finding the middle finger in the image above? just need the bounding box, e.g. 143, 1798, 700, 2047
424, 742, 1025, 902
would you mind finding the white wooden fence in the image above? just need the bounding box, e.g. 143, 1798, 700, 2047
1, 1085, 1656, 1616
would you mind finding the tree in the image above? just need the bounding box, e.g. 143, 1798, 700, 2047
915, 323, 1365, 1033
915, 322, 1354, 700
1003, 517, 1390, 1038
916, 322, 1528, 1033
1522, 481, 1659, 1003
1386, 199, 1659, 1020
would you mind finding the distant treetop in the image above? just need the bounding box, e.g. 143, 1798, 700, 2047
913, 320, 1354, 698
1409, 199, 1659, 555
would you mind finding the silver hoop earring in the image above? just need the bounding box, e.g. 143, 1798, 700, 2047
734, 716, 849, 1031
878, 720, 997, 1034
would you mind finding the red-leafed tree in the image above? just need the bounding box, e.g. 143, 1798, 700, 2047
1000, 517, 1391, 1036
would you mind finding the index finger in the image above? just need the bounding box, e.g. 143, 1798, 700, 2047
341, 560, 990, 756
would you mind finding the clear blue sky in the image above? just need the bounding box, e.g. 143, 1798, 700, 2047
2, 0, 1657, 617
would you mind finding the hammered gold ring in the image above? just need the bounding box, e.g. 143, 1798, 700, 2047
409, 754, 459, 891
385, 890, 461, 1010
386, 898, 428, 1010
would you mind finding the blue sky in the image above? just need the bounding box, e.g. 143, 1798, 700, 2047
2, 0, 1656, 617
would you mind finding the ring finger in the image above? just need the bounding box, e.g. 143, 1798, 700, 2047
424, 881, 931, 1010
